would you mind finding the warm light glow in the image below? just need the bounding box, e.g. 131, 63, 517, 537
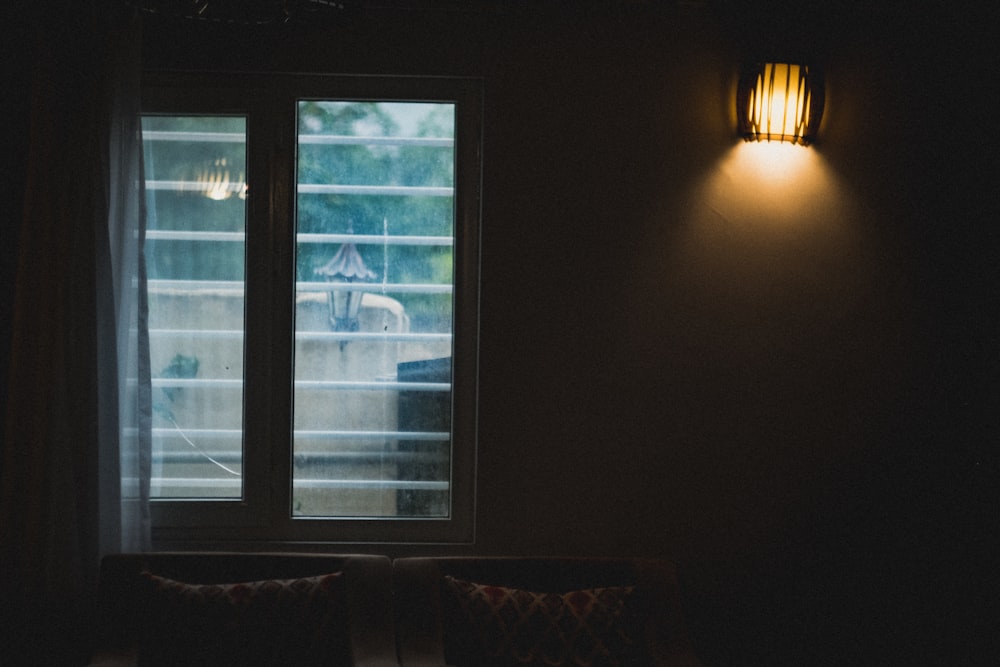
738, 63, 823, 145
196, 158, 246, 201
692, 142, 843, 228
734, 141, 812, 183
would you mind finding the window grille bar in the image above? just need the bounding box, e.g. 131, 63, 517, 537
294, 380, 450, 392
142, 130, 451, 148
151, 479, 450, 491
299, 134, 453, 147
148, 279, 452, 294
142, 130, 245, 143
149, 279, 243, 291
146, 230, 453, 246
294, 479, 450, 490
152, 378, 450, 391
145, 180, 243, 193
152, 428, 242, 439
297, 452, 447, 463
297, 233, 453, 246
295, 281, 453, 295
294, 331, 452, 343
146, 180, 451, 197
147, 231, 245, 242
298, 183, 453, 197
156, 451, 447, 464
145, 427, 449, 441
148, 328, 452, 343
294, 430, 450, 441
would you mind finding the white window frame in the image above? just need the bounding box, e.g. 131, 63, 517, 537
143, 72, 481, 547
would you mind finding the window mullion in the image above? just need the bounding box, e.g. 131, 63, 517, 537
241, 93, 296, 533
269, 92, 299, 530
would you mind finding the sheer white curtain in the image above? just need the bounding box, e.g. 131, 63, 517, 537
101, 10, 152, 555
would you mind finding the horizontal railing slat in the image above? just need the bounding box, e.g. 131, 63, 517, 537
146, 181, 452, 197
151, 378, 450, 391
154, 451, 448, 464
147, 328, 451, 343
142, 130, 245, 143
146, 279, 452, 294
150, 478, 449, 491
144, 428, 449, 441
299, 134, 453, 147
142, 130, 452, 148
296, 281, 453, 294
146, 230, 454, 246
297, 183, 452, 197
296, 233, 453, 246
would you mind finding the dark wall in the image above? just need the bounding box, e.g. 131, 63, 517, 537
5, 2, 995, 664
0, 4, 33, 467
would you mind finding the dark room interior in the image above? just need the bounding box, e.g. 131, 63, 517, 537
2, 0, 997, 664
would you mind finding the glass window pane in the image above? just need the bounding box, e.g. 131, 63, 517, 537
143, 115, 247, 499
293, 101, 455, 518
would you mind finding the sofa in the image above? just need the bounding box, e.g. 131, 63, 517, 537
89, 553, 701, 666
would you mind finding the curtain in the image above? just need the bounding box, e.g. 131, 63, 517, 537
0, 3, 149, 663
102, 7, 153, 558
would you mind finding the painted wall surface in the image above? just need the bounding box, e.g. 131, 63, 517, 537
3, 2, 994, 664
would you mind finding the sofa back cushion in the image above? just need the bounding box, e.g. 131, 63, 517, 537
441, 575, 647, 667
138, 571, 349, 667
96, 553, 397, 666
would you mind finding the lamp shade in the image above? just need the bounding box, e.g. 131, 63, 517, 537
315, 243, 376, 339
737, 63, 824, 145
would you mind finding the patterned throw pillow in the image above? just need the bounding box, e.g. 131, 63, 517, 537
442, 576, 643, 667
138, 571, 348, 667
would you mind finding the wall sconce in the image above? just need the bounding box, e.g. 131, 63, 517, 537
315, 241, 376, 350
737, 63, 824, 145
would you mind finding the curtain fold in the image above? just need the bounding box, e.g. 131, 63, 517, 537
102, 8, 153, 557
0, 3, 149, 663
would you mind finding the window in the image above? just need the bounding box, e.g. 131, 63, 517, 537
142, 73, 480, 544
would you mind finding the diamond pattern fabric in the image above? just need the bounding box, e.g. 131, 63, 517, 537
442, 575, 642, 667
